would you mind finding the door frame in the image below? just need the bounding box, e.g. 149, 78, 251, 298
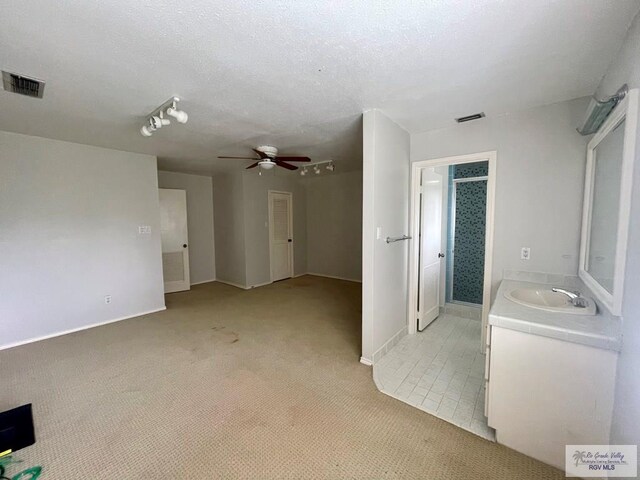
407, 151, 497, 350
268, 190, 294, 282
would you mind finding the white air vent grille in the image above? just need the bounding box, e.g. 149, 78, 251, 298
2, 71, 45, 98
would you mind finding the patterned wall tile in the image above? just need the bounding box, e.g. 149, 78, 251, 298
453, 162, 489, 179
444, 161, 489, 305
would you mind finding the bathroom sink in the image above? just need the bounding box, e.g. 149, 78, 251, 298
504, 288, 596, 315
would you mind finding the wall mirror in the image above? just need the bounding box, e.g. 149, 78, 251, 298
579, 89, 638, 315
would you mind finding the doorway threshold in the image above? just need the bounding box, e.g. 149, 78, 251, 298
442, 302, 482, 320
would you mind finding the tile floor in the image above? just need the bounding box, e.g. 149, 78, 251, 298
373, 312, 495, 441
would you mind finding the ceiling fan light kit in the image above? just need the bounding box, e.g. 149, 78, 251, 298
218, 145, 312, 172
140, 97, 188, 137
258, 160, 276, 170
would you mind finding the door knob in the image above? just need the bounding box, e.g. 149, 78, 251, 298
438, 253, 445, 258
183, 244, 188, 248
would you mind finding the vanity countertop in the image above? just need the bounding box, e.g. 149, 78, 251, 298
489, 280, 622, 352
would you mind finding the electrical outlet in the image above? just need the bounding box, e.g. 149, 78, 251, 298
521, 247, 531, 260
104, 295, 112, 304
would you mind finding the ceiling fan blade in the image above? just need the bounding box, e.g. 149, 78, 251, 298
218, 156, 258, 160
245, 162, 260, 169
276, 160, 298, 170
277, 156, 311, 162
252, 148, 270, 159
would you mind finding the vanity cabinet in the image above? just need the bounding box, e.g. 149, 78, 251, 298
487, 325, 617, 470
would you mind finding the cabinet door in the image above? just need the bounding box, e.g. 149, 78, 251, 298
487, 326, 616, 470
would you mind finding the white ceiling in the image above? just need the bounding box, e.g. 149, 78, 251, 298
1, 0, 638, 175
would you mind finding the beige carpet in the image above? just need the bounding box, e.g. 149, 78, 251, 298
1, 276, 563, 479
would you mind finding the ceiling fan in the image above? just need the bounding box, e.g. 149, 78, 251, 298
218, 145, 311, 171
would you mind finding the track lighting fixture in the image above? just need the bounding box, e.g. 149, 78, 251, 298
300, 160, 335, 176
140, 97, 188, 137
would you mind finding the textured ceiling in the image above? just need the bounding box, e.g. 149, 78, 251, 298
0, 0, 638, 175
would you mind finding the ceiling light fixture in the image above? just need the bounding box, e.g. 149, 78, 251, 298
299, 160, 336, 176
259, 160, 276, 170
577, 84, 628, 135
140, 97, 188, 137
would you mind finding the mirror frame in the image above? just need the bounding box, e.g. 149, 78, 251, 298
579, 89, 638, 316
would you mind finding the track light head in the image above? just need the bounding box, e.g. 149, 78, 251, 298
300, 168, 307, 176
140, 125, 153, 137
167, 106, 188, 124
326, 163, 335, 171
151, 116, 169, 129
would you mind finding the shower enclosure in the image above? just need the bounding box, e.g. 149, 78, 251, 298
446, 161, 488, 305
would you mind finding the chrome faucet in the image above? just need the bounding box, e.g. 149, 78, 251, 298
552, 287, 587, 308
551, 287, 580, 300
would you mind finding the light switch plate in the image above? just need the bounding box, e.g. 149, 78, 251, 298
138, 225, 151, 234
376, 227, 382, 240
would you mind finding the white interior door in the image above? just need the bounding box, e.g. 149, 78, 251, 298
269, 191, 293, 282
159, 188, 190, 293
418, 168, 444, 330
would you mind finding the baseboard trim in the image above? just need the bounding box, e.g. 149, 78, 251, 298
0, 306, 167, 351
215, 279, 248, 289
217, 274, 361, 288
215, 279, 274, 290
305, 272, 362, 283
371, 325, 408, 364
190, 278, 216, 286
360, 357, 373, 366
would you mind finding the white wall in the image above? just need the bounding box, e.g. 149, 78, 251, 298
411, 98, 590, 298
0, 131, 165, 349
157, 171, 215, 285
242, 171, 307, 287
213, 173, 246, 287
212, 171, 307, 288
362, 110, 410, 363
304, 171, 362, 282
595, 11, 640, 463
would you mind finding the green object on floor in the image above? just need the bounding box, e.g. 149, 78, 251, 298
0, 454, 42, 479
11, 466, 42, 479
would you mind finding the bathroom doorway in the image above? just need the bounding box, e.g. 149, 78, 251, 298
368, 151, 497, 439
408, 151, 496, 349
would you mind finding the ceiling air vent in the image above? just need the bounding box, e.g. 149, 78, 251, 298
455, 112, 485, 123
2, 71, 45, 99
